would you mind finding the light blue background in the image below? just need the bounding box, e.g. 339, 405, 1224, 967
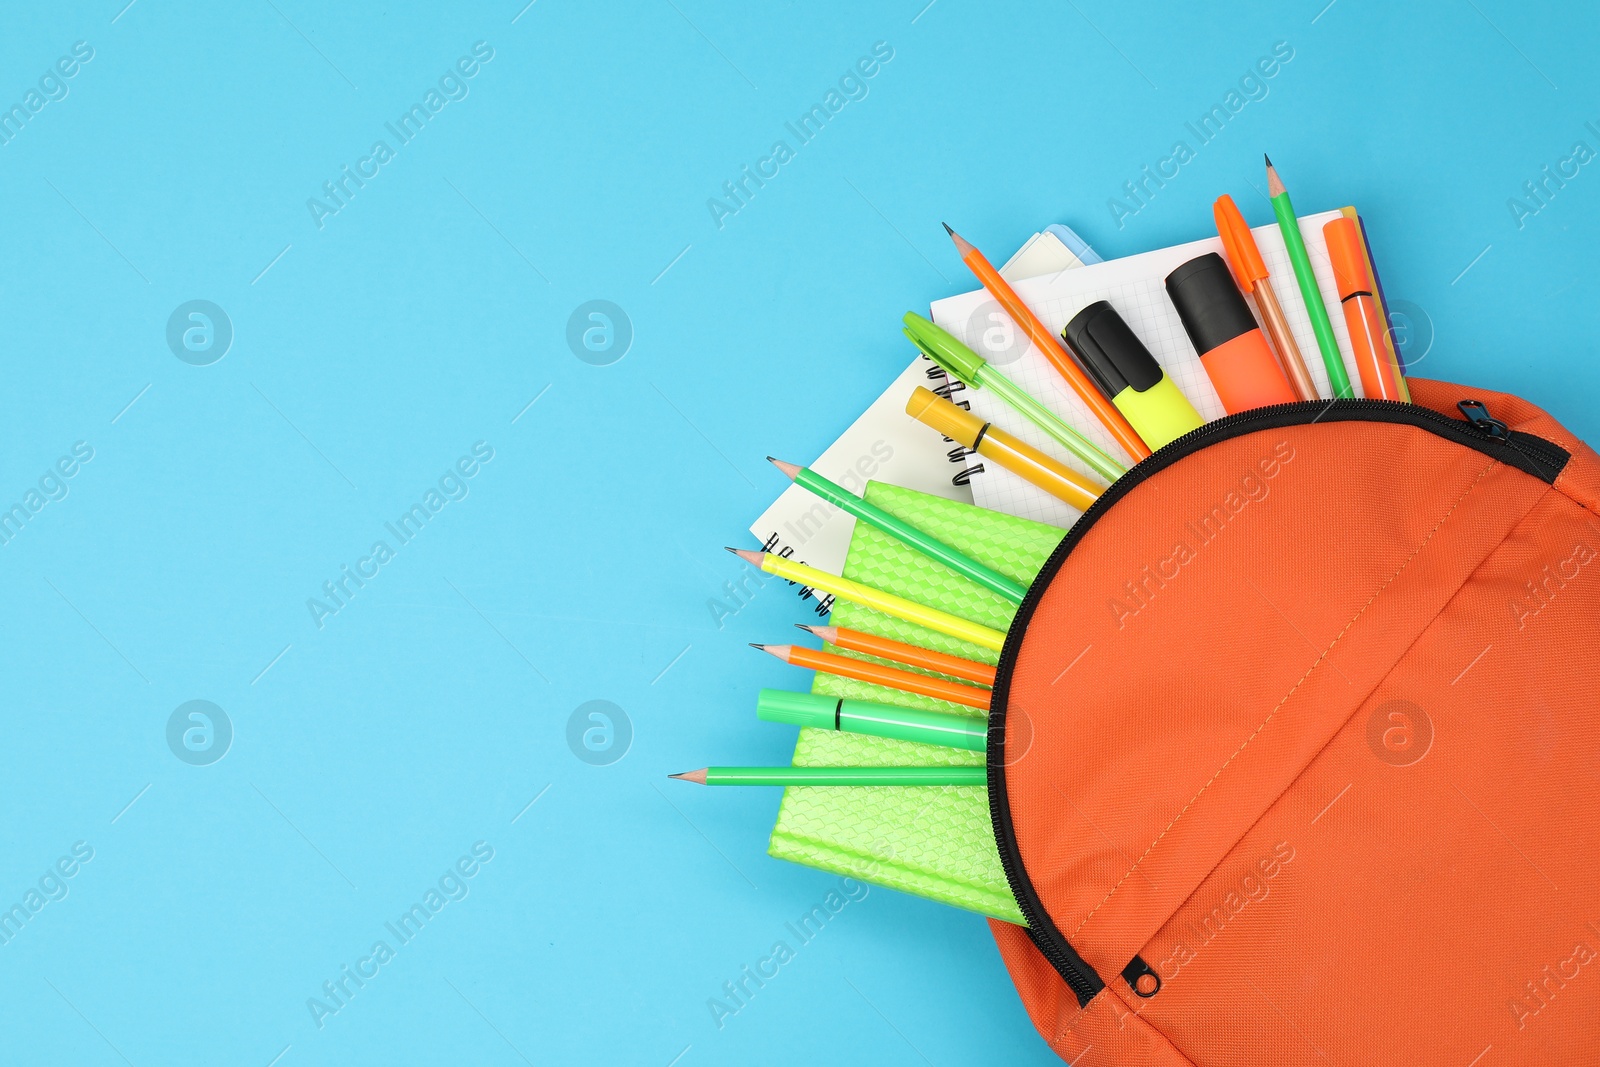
1, 1, 1596, 1063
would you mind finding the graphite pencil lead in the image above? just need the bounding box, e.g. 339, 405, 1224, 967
669, 769, 708, 785
941, 221, 954, 235
795, 623, 830, 638
1263, 153, 1273, 167
748, 642, 766, 650
1265, 159, 1285, 198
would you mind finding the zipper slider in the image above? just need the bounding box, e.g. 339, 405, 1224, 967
1458, 400, 1509, 441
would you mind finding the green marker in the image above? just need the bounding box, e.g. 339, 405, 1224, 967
669, 765, 986, 787
903, 311, 1126, 483
1266, 156, 1352, 398
756, 689, 987, 752
768, 456, 1028, 605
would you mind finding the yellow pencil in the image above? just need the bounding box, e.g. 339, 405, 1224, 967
726, 549, 1007, 653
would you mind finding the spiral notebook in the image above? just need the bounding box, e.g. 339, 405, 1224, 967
747, 227, 1087, 606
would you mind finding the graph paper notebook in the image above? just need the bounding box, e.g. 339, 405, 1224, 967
766, 481, 1064, 922
930, 209, 1363, 527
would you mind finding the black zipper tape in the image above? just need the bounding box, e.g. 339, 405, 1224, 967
987, 398, 1569, 1008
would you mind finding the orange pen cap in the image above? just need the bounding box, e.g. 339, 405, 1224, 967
1213, 195, 1267, 294
1322, 216, 1373, 300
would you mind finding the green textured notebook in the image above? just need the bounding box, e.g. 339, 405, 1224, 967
766, 482, 1065, 923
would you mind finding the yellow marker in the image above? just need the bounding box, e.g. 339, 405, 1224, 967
727, 548, 1007, 653
1061, 301, 1203, 451
905, 387, 1103, 513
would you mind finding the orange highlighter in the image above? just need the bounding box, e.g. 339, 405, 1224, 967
1323, 217, 1407, 401
1165, 253, 1297, 414
1212, 195, 1319, 401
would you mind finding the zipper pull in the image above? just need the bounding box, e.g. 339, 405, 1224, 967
1458, 400, 1509, 441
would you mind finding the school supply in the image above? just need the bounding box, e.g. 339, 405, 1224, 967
1267, 155, 1352, 397
729, 548, 1009, 652
1324, 216, 1407, 401
944, 223, 1150, 460
1214, 194, 1318, 400
906, 388, 1103, 512
1164, 253, 1298, 412
671, 765, 987, 786
768, 456, 1027, 604
1061, 301, 1205, 449
903, 312, 1127, 482
755, 688, 987, 751
797, 624, 997, 686
755, 643, 991, 709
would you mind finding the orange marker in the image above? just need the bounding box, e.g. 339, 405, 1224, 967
943, 224, 1150, 461
1323, 217, 1406, 401
1213, 195, 1318, 401
753, 643, 990, 710
796, 624, 996, 687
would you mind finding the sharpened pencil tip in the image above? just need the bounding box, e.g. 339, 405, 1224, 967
1263, 153, 1272, 167
941, 221, 954, 235
730, 548, 764, 566
795, 623, 821, 635
748, 642, 764, 650
767, 457, 802, 480
669, 769, 708, 785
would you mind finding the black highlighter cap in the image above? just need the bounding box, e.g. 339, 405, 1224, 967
1165, 252, 1258, 356
1062, 301, 1162, 398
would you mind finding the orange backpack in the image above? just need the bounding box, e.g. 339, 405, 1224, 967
987, 378, 1600, 1065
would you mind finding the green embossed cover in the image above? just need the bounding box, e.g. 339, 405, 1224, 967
766, 482, 1065, 922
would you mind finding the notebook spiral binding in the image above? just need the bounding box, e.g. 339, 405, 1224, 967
925, 360, 985, 486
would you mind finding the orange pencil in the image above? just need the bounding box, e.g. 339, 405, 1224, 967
1213, 195, 1319, 401
797, 624, 996, 687
1323, 217, 1406, 401
944, 223, 1150, 461
753, 643, 991, 710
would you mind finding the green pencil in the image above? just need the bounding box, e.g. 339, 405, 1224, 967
903, 311, 1126, 483
767, 457, 1028, 605
669, 765, 986, 786
756, 689, 987, 752
1265, 155, 1352, 398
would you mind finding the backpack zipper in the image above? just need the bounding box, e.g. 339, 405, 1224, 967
986, 397, 1569, 1007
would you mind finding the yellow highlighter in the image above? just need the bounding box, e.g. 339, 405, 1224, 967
905, 387, 1103, 513
1061, 301, 1203, 451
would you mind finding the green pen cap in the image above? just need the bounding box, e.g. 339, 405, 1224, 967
903, 311, 985, 385
756, 688, 837, 730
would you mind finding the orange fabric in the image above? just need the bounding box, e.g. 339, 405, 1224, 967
991, 379, 1600, 1063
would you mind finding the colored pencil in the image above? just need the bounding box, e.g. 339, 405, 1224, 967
797, 624, 997, 687
669, 766, 986, 786
754, 643, 990, 710
1265, 156, 1352, 398
943, 223, 1151, 461
768, 457, 1027, 604
728, 548, 1008, 653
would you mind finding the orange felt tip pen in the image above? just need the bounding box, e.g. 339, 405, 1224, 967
1323, 217, 1406, 402
1213, 195, 1319, 401
1165, 253, 1297, 414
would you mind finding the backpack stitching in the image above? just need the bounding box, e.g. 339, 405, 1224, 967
1066, 458, 1499, 944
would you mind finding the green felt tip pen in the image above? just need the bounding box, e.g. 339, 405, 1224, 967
903, 312, 1126, 483
757, 689, 987, 752
1266, 157, 1352, 398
